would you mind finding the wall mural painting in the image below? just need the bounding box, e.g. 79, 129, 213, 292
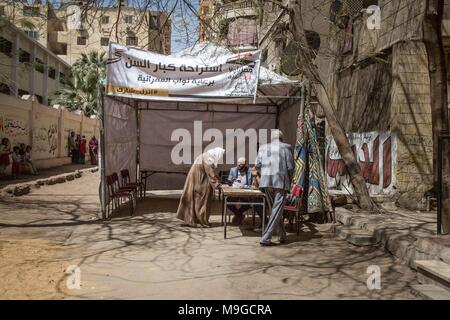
325, 132, 396, 195
34, 123, 58, 156
48, 124, 58, 155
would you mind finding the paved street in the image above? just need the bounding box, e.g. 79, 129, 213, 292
0, 171, 420, 299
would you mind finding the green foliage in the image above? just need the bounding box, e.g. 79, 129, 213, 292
51, 51, 106, 117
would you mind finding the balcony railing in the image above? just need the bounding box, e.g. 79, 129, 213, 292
220, 0, 254, 12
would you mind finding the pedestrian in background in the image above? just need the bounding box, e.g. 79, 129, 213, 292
11, 146, 21, 179
89, 136, 98, 165
68, 131, 77, 164
22, 145, 38, 175
75, 134, 81, 164
0, 138, 11, 179
79, 135, 87, 164
18, 143, 26, 161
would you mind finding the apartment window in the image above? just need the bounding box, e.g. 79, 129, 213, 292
261, 48, 268, 63
0, 6, 5, 16
60, 72, 66, 84
200, 7, 209, 15
0, 37, 12, 57
0, 83, 10, 95
101, 15, 110, 24
124, 15, 133, 24
25, 31, 39, 40
35, 94, 43, 104
150, 15, 159, 30
19, 49, 31, 63
77, 36, 87, 45
49, 67, 56, 79
363, 0, 379, 7
227, 17, 257, 46
23, 6, 40, 17
306, 30, 321, 53
34, 58, 44, 73
101, 37, 109, 47
126, 36, 138, 46
18, 88, 29, 97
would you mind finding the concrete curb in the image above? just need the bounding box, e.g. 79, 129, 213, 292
1, 167, 99, 197
333, 207, 450, 270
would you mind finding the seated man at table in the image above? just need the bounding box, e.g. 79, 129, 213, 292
227, 157, 253, 225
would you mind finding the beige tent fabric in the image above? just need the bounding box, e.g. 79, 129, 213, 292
176, 149, 223, 227
104, 97, 137, 181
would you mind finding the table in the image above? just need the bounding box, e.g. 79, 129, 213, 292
140, 170, 188, 197
221, 186, 266, 239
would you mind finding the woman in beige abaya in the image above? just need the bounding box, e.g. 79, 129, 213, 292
176, 147, 225, 227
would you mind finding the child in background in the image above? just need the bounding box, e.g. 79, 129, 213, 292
22, 145, 38, 175
0, 138, 11, 179
11, 146, 21, 179
79, 135, 87, 164
18, 143, 26, 161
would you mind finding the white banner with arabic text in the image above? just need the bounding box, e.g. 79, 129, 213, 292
106, 43, 261, 101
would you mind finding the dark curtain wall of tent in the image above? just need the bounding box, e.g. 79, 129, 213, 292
139, 104, 276, 190
104, 97, 138, 182
278, 101, 301, 148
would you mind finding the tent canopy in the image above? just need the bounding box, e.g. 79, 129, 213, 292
100, 43, 303, 218
173, 43, 302, 106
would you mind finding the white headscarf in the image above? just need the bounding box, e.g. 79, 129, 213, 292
204, 147, 225, 167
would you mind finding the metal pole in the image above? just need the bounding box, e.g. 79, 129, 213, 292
438, 135, 442, 235
98, 85, 107, 220
437, 134, 450, 235
300, 85, 305, 116
135, 101, 140, 189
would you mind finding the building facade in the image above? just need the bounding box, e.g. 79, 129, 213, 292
326, 0, 450, 208
0, 0, 171, 65
48, 1, 171, 64
0, 18, 71, 105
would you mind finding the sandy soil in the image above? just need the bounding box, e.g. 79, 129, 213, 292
0, 238, 70, 299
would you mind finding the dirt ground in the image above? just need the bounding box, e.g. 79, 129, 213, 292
0, 171, 420, 300
0, 238, 68, 299
0, 169, 99, 300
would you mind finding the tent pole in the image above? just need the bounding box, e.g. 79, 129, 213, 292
300, 85, 305, 115
98, 85, 107, 220
135, 100, 140, 188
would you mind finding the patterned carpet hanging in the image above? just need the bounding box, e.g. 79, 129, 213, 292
287, 103, 330, 214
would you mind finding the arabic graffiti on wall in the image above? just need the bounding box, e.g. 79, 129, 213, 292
33, 123, 58, 158
325, 132, 396, 195
0, 114, 30, 147
0, 115, 29, 139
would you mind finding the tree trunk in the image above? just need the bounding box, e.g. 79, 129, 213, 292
423, 0, 450, 233
288, 0, 375, 211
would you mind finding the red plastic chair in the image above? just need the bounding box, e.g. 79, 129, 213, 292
107, 173, 135, 216
120, 169, 144, 199
283, 185, 304, 235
